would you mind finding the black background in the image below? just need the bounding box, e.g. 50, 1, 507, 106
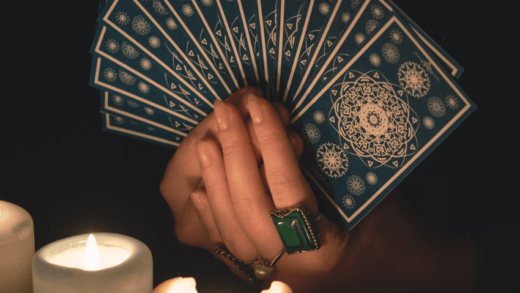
2, 0, 519, 292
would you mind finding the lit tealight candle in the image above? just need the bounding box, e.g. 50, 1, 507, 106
32, 233, 153, 293
261, 281, 293, 293
0, 200, 35, 293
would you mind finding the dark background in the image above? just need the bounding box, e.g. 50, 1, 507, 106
2, 0, 518, 292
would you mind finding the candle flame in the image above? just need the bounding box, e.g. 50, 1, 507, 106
261, 281, 293, 293
84, 234, 100, 271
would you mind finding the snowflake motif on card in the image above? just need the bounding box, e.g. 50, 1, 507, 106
423, 116, 435, 129
329, 71, 420, 169
201, 0, 213, 6
132, 16, 151, 35
166, 17, 178, 30
138, 82, 150, 93
121, 42, 139, 59
153, 0, 168, 15
303, 124, 321, 143
369, 53, 381, 67
342, 12, 351, 23
389, 29, 403, 45
366, 20, 379, 35
140, 58, 152, 70
119, 70, 136, 85
104, 68, 117, 82
427, 97, 446, 117
342, 195, 356, 210
144, 107, 155, 115
127, 100, 140, 108
445, 95, 459, 110
351, 0, 360, 9
381, 43, 399, 64
148, 36, 161, 48
355, 33, 365, 45
114, 116, 125, 125
347, 175, 365, 196
316, 143, 349, 178
319, 2, 330, 15
398, 62, 430, 98
182, 4, 194, 17
313, 111, 326, 124
112, 94, 124, 106
366, 172, 378, 185
106, 39, 120, 53
371, 4, 384, 20
116, 11, 130, 26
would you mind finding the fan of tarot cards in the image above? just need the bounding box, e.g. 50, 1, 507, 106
89, 0, 476, 229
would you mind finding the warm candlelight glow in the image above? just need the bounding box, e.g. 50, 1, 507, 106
0, 204, 8, 224
165, 277, 198, 293
46, 234, 131, 270
261, 281, 293, 293
84, 234, 100, 271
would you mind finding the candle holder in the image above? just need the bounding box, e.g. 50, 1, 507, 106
32, 232, 153, 293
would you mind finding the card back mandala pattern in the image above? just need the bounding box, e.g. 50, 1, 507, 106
398, 61, 430, 98
316, 143, 349, 178
329, 70, 419, 169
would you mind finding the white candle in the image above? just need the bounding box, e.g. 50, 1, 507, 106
32, 233, 153, 293
261, 281, 293, 293
0, 200, 35, 293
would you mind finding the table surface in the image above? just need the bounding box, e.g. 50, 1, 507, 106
1, 0, 519, 292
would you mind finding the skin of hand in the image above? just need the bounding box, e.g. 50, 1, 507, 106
160, 87, 301, 252
159, 89, 476, 293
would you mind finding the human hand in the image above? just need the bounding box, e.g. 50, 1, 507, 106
160, 87, 301, 252
161, 90, 475, 292
183, 92, 350, 291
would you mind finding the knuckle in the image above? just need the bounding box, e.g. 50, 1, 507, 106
259, 128, 286, 150
220, 139, 247, 159
267, 172, 297, 197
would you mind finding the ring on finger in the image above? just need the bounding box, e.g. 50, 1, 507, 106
270, 205, 321, 255
214, 244, 285, 287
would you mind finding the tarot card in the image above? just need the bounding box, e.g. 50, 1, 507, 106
280, 0, 338, 104
386, 0, 464, 79
175, 0, 245, 89
254, 0, 273, 99
276, 0, 310, 102
99, 0, 234, 98
92, 25, 217, 112
308, 0, 358, 75
258, 0, 279, 100
290, 0, 395, 113
213, 0, 257, 87
102, 113, 181, 148
235, 0, 265, 93
290, 14, 476, 230
100, 91, 194, 137
90, 55, 204, 125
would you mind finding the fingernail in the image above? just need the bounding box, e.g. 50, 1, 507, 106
197, 140, 211, 168
247, 95, 264, 124
289, 135, 297, 149
190, 191, 206, 211
214, 100, 229, 131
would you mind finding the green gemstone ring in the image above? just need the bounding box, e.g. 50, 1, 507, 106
269, 206, 321, 255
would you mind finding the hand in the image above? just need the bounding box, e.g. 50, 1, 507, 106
161, 90, 475, 292
160, 87, 300, 251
